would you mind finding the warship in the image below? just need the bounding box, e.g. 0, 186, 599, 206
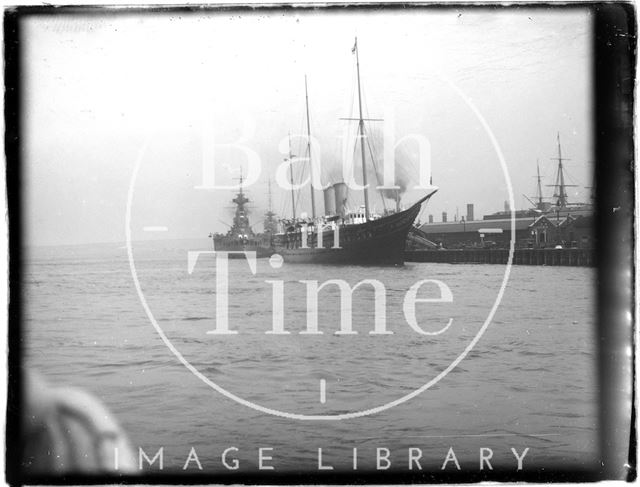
210, 171, 273, 258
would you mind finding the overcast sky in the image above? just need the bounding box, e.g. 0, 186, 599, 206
22, 8, 593, 246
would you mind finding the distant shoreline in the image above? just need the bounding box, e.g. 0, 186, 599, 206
21, 236, 213, 251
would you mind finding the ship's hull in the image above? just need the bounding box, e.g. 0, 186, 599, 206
276, 226, 407, 265
213, 237, 274, 258
272, 192, 434, 266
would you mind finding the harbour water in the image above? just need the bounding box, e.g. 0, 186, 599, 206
22, 239, 598, 473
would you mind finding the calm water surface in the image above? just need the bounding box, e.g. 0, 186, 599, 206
23, 240, 598, 472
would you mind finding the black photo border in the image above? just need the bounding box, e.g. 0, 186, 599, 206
4, 2, 636, 484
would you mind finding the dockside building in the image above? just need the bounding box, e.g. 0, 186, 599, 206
420, 206, 593, 249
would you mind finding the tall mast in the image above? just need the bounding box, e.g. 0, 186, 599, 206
547, 132, 576, 208
304, 75, 316, 220
263, 178, 277, 234
555, 132, 567, 207
353, 37, 370, 221
288, 132, 296, 219
231, 166, 251, 237
536, 159, 544, 207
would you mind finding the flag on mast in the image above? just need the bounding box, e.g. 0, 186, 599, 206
352, 37, 357, 54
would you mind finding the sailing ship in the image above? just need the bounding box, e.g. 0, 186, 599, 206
271, 38, 438, 266
210, 171, 273, 258
522, 133, 592, 215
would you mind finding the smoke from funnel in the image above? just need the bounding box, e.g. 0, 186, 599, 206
367, 127, 413, 201
322, 126, 417, 201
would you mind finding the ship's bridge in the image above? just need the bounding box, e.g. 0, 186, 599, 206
344, 205, 383, 224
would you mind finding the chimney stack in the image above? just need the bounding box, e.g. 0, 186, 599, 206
466, 204, 474, 221
442, 211, 448, 223
323, 186, 336, 216
333, 182, 348, 218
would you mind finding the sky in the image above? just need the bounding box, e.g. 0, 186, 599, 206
21, 8, 593, 246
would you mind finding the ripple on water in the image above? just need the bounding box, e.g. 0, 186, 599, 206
23, 245, 598, 470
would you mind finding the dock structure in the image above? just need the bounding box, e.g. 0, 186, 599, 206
419, 212, 593, 250
405, 248, 594, 267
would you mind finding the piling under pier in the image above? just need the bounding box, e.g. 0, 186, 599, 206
405, 248, 594, 267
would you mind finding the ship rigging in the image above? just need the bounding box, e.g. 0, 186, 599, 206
271, 38, 438, 265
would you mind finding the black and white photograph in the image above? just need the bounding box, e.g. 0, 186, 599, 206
6, 3, 635, 483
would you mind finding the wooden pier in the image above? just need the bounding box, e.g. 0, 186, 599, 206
405, 248, 594, 267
